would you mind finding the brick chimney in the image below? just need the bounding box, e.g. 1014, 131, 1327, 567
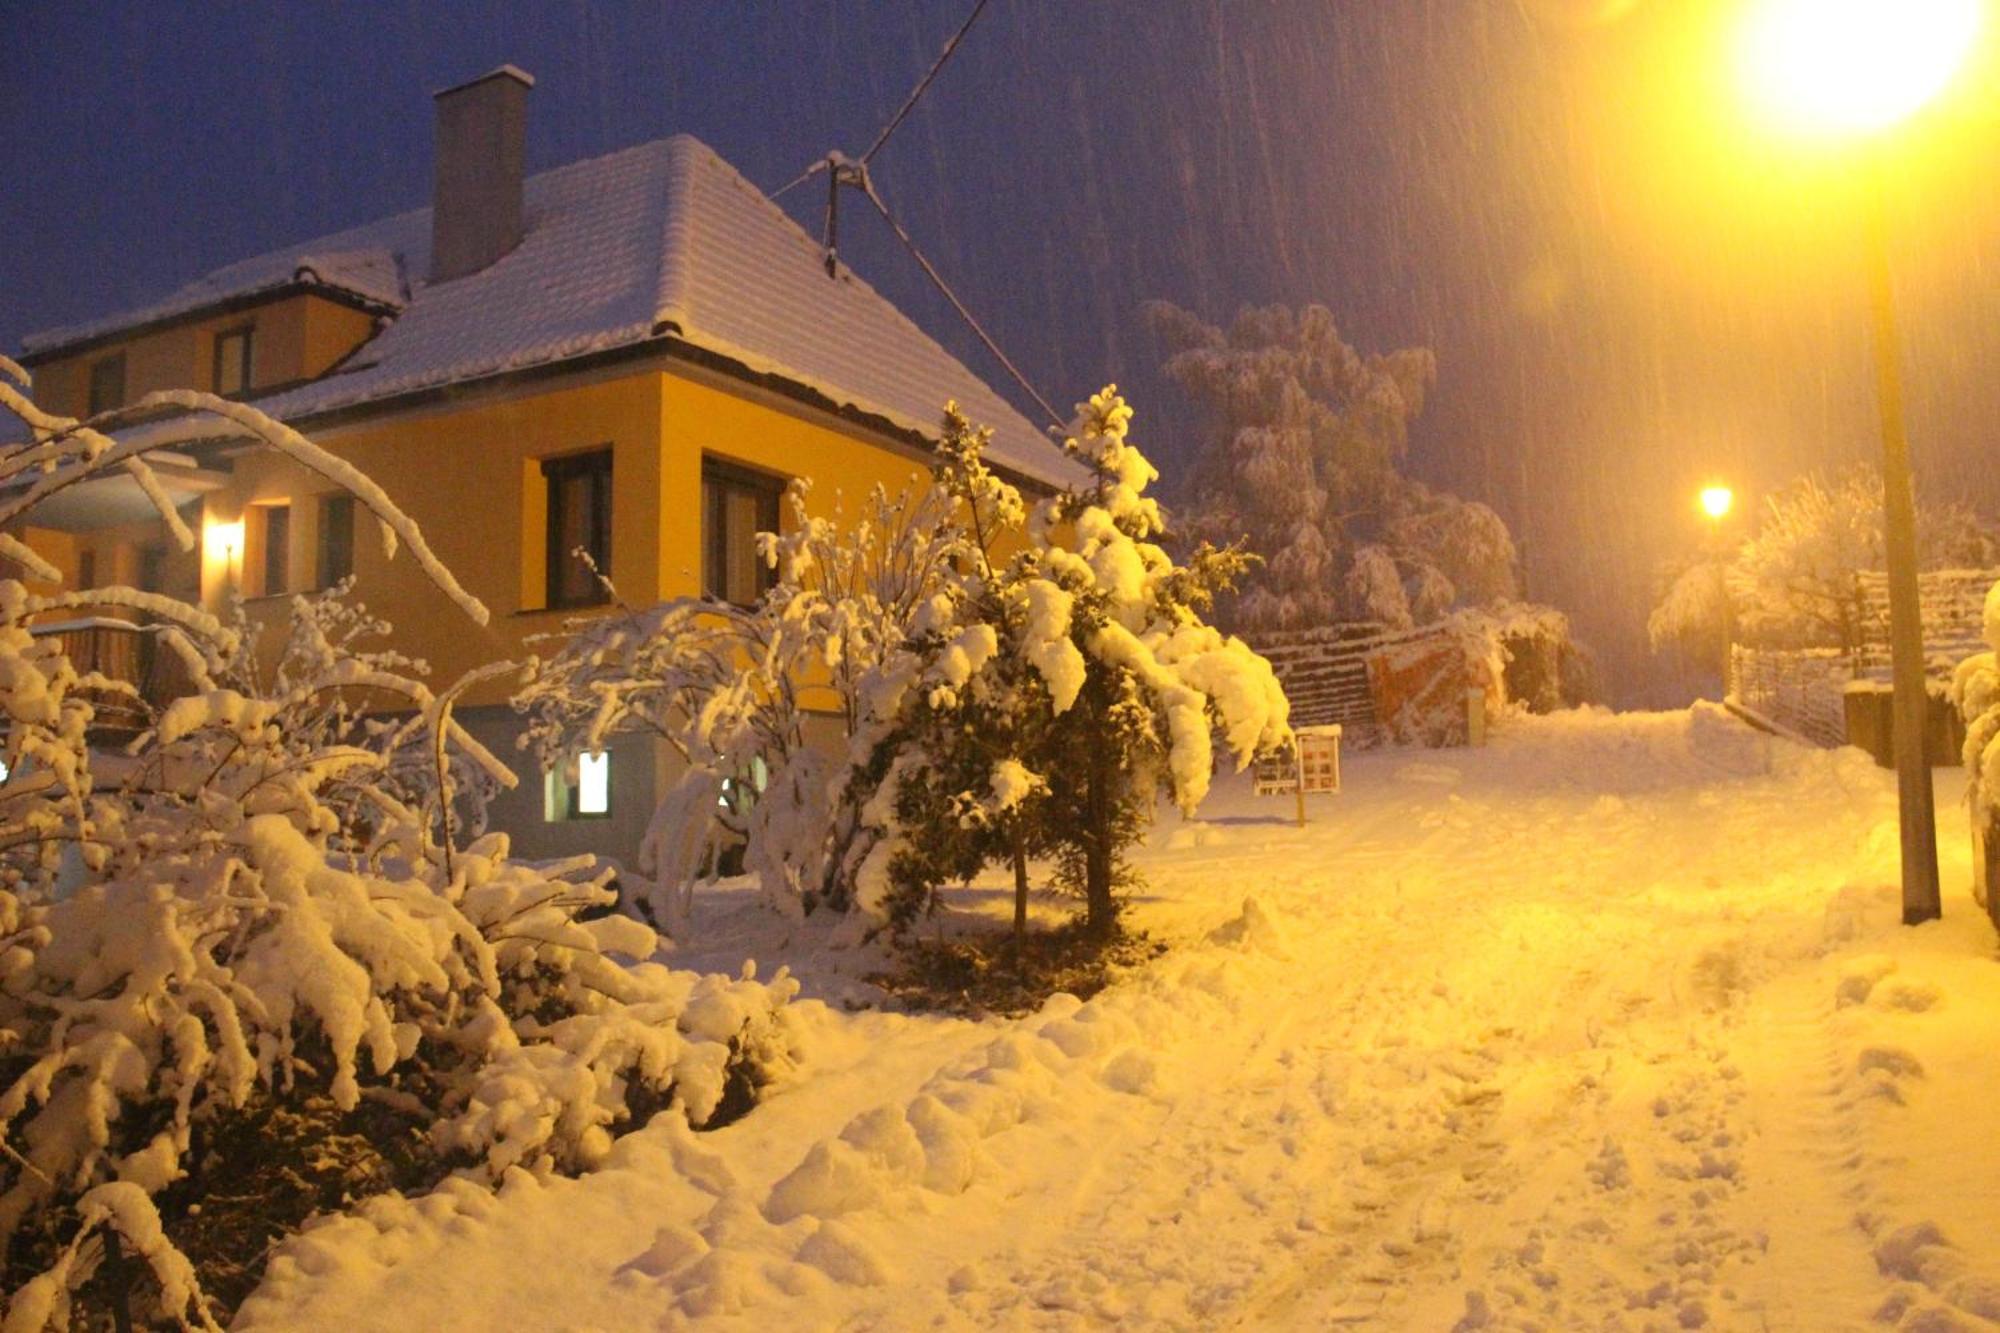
429, 64, 533, 284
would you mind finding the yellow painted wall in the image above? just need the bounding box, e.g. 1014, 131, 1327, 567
208, 371, 666, 705
655, 369, 939, 599
198, 365, 956, 706
19, 355, 997, 719
27, 293, 378, 417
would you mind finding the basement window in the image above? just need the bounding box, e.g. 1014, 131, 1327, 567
545, 750, 612, 821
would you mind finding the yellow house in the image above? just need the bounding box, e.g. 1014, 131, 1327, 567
11, 66, 1075, 860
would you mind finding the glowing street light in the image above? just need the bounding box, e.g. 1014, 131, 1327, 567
1696, 484, 1738, 691
1737, 0, 1981, 136
1734, 0, 1979, 925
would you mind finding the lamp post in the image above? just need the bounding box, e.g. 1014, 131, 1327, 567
1736, 0, 1980, 924
1699, 485, 1736, 694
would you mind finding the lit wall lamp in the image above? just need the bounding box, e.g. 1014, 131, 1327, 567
204, 518, 243, 595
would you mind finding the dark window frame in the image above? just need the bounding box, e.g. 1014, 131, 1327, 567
316, 493, 355, 588
87, 354, 126, 416
258, 503, 291, 598
542, 448, 613, 610
701, 456, 784, 607
212, 325, 255, 398
137, 543, 167, 594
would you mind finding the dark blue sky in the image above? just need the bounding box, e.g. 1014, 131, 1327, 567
5, 1, 1998, 702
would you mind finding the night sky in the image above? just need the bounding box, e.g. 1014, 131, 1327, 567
5, 1, 1998, 703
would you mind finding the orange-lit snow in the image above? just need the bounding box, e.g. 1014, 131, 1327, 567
238, 705, 2000, 1331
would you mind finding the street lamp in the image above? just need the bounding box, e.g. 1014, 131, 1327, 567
1698, 484, 1737, 692
1736, 0, 1981, 924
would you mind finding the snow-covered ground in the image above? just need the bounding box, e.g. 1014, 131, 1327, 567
236, 705, 2000, 1332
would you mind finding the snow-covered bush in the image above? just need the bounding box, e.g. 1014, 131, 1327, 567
1952, 582, 2000, 839
514, 469, 971, 931
0, 363, 797, 1328
1147, 300, 1520, 633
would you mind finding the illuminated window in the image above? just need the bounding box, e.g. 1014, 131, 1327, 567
88, 354, 125, 415
701, 458, 782, 605
213, 327, 254, 397
543, 449, 612, 609
544, 750, 612, 821
576, 751, 610, 816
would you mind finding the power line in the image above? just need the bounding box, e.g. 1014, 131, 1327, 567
856, 172, 1063, 431
769, 0, 994, 203
766, 0, 1063, 433
860, 0, 993, 167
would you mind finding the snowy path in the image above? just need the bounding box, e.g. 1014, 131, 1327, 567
238, 706, 2000, 1332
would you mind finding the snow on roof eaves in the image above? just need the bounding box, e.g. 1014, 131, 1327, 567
21, 248, 407, 358
26, 135, 1078, 489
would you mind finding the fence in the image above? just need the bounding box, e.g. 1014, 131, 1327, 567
1728, 566, 1998, 749
28, 617, 200, 740
1726, 645, 1851, 748
1852, 568, 1994, 679
1247, 623, 1408, 732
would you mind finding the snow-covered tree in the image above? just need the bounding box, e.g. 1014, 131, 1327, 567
1148, 301, 1519, 632
521, 389, 1291, 945
1649, 467, 2000, 659
866, 389, 1293, 936
0, 362, 798, 1328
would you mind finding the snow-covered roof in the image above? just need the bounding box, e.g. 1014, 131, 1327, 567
23, 249, 407, 355
23, 136, 1076, 487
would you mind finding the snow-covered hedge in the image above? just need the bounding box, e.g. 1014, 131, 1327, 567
1951, 582, 2000, 831
0, 363, 797, 1329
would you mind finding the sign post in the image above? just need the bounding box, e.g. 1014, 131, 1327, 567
1256, 725, 1342, 823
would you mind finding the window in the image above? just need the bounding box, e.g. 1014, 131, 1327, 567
701, 459, 782, 605
258, 504, 290, 596
76, 549, 96, 590
138, 543, 167, 594
87, 355, 125, 415
543, 449, 612, 609
317, 494, 355, 587
544, 751, 611, 821
213, 327, 254, 397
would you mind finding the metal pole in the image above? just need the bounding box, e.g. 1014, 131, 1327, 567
1294, 742, 1306, 829
1711, 529, 1736, 700
1864, 168, 1942, 925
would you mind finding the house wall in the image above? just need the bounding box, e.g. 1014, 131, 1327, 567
175, 361, 953, 862
654, 366, 940, 600
14, 352, 1009, 865
212, 370, 668, 701
26, 293, 378, 417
